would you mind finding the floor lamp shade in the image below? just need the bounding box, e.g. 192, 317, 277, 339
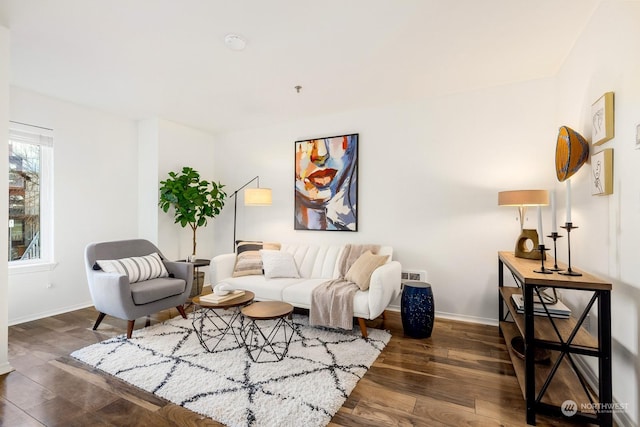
245, 188, 272, 206
231, 176, 272, 250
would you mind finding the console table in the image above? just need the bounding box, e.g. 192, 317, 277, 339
498, 251, 612, 426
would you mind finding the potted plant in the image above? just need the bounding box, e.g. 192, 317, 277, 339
158, 166, 226, 259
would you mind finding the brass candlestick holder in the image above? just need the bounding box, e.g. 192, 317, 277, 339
546, 232, 563, 272
559, 222, 582, 277
534, 244, 552, 274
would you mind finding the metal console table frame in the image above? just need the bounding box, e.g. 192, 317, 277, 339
498, 251, 612, 426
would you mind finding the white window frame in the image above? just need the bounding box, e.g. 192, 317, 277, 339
8, 122, 55, 273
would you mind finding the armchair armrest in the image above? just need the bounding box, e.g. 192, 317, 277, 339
164, 260, 193, 296
164, 261, 193, 283
88, 272, 137, 319
367, 260, 402, 318
211, 253, 236, 284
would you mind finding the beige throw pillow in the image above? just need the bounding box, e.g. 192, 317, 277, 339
345, 250, 389, 291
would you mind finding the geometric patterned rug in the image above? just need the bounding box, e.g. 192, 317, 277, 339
71, 311, 390, 427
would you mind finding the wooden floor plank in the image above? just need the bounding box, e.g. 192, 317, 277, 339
1, 305, 589, 426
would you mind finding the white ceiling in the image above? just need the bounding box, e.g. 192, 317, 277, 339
0, 0, 601, 134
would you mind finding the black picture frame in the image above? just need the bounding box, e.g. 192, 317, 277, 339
294, 133, 358, 231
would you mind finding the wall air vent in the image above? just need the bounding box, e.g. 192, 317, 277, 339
401, 269, 427, 283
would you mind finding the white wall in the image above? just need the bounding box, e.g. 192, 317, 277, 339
554, 1, 640, 424
138, 118, 160, 244
212, 77, 558, 323
8, 87, 139, 324
0, 24, 12, 374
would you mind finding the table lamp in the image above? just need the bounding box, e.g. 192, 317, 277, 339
498, 189, 549, 259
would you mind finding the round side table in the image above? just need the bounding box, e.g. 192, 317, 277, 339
401, 282, 435, 338
192, 291, 255, 352
240, 301, 295, 363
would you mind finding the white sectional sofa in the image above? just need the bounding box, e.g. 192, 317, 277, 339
211, 243, 402, 337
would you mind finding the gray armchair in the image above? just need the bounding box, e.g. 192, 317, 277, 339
84, 239, 193, 338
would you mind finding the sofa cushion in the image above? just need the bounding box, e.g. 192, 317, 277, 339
96, 252, 169, 284
232, 241, 281, 277
224, 275, 306, 301
280, 244, 344, 279
130, 277, 186, 305
345, 250, 389, 291
260, 250, 300, 279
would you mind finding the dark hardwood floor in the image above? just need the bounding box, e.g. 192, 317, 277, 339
1, 300, 591, 426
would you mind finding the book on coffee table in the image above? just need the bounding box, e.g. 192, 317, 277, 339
199, 290, 245, 304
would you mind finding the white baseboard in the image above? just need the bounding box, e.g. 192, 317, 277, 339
0, 361, 14, 375
386, 305, 497, 326
8, 301, 94, 326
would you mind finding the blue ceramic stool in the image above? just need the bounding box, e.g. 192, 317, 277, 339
401, 282, 434, 338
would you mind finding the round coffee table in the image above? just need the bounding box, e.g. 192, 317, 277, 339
192, 291, 255, 352
240, 301, 295, 362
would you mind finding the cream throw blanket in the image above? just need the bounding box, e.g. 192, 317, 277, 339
310, 244, 380, 330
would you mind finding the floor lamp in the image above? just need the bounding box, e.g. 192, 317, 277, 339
230, 176, 272, 250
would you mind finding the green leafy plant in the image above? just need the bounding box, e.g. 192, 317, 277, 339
158, 167, 226, 256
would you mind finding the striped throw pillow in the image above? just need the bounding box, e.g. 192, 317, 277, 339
232, 241, 281, 277
96, 252, 169, 283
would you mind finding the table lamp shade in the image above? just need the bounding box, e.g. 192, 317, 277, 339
245, 188, 272, 206
498, 190, 549, 207
555, 126, 589, 182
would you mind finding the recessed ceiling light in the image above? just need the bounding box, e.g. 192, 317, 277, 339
224, 34, 246, 51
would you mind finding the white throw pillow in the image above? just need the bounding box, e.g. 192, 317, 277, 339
96, 252, 169, 283
260, 250, 300, 279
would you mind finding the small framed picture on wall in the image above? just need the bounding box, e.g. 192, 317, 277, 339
591, 149, 613, 196
591, 92, 614, 146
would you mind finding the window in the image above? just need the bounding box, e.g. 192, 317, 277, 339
8, 123, 53, 265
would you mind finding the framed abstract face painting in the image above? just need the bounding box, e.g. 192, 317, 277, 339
294, 133, 358, 231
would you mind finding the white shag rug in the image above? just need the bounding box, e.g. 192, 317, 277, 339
71, 311, 390, 427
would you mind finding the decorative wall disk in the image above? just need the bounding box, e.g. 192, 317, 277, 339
555, 126, 589, 182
